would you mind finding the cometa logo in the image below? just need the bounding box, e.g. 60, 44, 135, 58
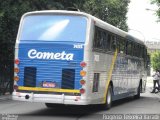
28, 49, 74, 60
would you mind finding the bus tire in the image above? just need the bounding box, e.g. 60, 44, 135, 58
134, 82, 141, 99
102, 85, 112, 110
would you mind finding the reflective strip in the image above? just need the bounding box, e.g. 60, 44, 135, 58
18, 86, 80, 93
103, 49, 118, 103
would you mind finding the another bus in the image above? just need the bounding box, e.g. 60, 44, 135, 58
12, 10, 148, 109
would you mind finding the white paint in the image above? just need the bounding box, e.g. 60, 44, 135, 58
73, 44, 83, 49
94, 55, 99, 62
28, 49, 74, 60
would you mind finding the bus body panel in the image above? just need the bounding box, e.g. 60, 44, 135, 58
87, 52, 144, 103
84, 19, 147, 104
13, 11, 92, 105
17, 42, 83, 90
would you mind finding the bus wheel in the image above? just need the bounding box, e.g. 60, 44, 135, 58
134, 82, 141, 99
102, 85, 112, 110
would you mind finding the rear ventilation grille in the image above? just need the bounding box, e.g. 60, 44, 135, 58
62, 69, 75, 89
24, 67, 37, 87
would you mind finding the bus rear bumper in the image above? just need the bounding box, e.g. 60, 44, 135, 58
12, 92, 90, 105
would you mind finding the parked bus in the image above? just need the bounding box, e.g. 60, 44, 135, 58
13, 10, 148, 109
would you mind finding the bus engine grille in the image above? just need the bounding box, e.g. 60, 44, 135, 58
24, 67, 37, 87
61, 69, 75, 89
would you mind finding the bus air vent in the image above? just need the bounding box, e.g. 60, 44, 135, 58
62, 69, 75, 89
24, 67, 37, 87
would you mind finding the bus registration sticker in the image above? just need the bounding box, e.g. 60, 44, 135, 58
42, 81, 56, 88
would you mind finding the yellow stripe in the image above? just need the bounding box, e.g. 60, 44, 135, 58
103, 49, 118, 103
18, 86, 80, 93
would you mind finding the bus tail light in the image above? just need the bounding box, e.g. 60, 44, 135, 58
14, 76, 19, 81
80, 61, 87, 67
14, 68, 19, 73
15, 59, 20, 65
80, 88, 85, 94
80, 79, 86, 85
80, 70, 86, 77
13, 85, 18, 90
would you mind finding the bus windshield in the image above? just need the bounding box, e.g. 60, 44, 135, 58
20, 15, 87, 42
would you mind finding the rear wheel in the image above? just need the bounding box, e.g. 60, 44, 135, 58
102, 85, 112, 110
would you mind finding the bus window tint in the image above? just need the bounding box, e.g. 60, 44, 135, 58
93, 27, 108, 51
133, 43, 137, 56
119, 38, 125, 54
107, 34, 111, 51
93, 27, 101, 50
20, 15, 87, 42
96, 29, 101, 49
126, 41, 132, 55
102, 31, 107, 51
138, 45, 141, 57
140, 46, 144, 58
110, 35, 116, 51
99, 31, 105, 50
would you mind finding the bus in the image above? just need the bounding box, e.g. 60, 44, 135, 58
12, 10, 148, 109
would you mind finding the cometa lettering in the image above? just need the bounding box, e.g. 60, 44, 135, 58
28, 49, 74, 60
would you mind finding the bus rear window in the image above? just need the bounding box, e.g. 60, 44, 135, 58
20, 15, 87, 42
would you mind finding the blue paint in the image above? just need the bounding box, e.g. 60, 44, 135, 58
17, 15, 87, 90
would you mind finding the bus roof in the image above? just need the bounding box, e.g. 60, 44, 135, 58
22, 10, 145, 46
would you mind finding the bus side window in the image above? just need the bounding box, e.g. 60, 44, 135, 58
136, 45, 140, 57
116, 37, 120, 52
99, 30, 104, 50
107, 34, 111, 51
146, 53, 150, 69
136, 44, 139, 57
102, 31, 108, 51
145, 48, 147, 59
119, 38, 125, 54
98, 29, 107, 51
93, 27, 101, 50
139, 46, 143, 58
97, 29, 102, 49
143, 47, 148, 67
130, 42, 133, 56
126, 41, 132, 56
111, 35, 116, 51
142, 46, 146, 58
93, 27, 97, 49
133, 43, 137, 57
93, 27, 107, 52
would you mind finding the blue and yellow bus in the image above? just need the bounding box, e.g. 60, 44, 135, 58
13, 10, 148, 109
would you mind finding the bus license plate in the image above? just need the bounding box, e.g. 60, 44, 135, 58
42, 82, 56, 88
